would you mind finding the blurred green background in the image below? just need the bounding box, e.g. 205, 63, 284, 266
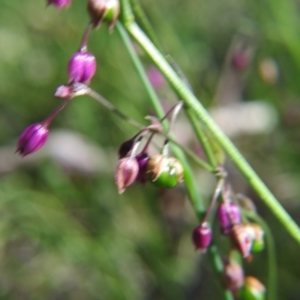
0, 0, 300, 299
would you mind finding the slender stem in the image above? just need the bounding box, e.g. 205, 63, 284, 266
186, 108, 218, 168
121, 20, 300, 244
208, 245, 235, 300
115, 21, 206, 216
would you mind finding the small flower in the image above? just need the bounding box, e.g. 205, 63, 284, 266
115, 157, 139, 194
87, 0, 120, 30
135, 153, 150, 184
239, 276, 266, 300
192, 222, 212, 252
147, 154, 184, 188
223, 259, 244, 291
16, 123, 49, 156
68, 50, 96, 84
217, 202, 241, 234
230, 224, 253, 258
47, 0, 71, 9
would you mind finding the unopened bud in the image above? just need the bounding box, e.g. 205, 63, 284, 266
16, 123, 49, 156
135, 153, 150, 184
87, 0, 120, 30
68, 50, 96, 84
147, 154, 184, 188
192, 222, 212, 252
239, 276, 266, 300
217, 202, 241, 234
223, 259, 244, 291
118, 139, 135, 159
244, 223, 265, 253
231, 224, 253, 258
115, 157, 139, 194
47, 0, 71, 8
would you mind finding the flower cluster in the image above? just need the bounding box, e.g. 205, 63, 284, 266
17, 0, 120, 157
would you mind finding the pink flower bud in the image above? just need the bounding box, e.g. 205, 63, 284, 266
147, 66, 165, 89
16, 123, 49, 156
230, 224, 253, 258
115, 157, 139, 194
217, 202, 241, 234
68, 51, 96, 84
47, 0, 71, 9
223, 260, 244, 291
192, 222, 212, 251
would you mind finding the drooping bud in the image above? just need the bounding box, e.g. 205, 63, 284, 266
87, 0, 120, 31
147, 154, 184, 188
47, 0, 71, 8
223, 259, 244, 291
230, 224, 253, 258
68, 50, 96, 84
244, 223, 265, 253
118, 139, 135, 159
192, 222, 212, 252
115, 157, 139, 194
239, 276, 266, 300
16, 123, 49, 157
135, 153, 150, 184
217, 202, 241, 234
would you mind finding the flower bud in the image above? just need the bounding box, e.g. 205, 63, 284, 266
118, 139, 135, 159
47, 0, 71, 8
16, 123, 49, 156
239, 276, 266, 300
217, 202, 241, 234
68, 50, 96, 84
231, 224, 253, 258
192, 222, 212, 252
135, 153, 150, 184
115, 157, 139, 194
87, 0, 120, 30
244, 223, 265, 253
147, 154, 184, 188
223, 260, 244, 291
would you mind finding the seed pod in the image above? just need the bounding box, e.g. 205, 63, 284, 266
244, 223, 265, 253
87, 0, 120, 30
16, 123, 49, 157
239, 276, 266, 300
230, 224, 253, 258
147, 154, 184, 188
115, 157, 139, 194
217, 202, 241, 234
68, 50, 96, 84
192, 222, 212, 252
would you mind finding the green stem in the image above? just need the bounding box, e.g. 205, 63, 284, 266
208, 245, 235, 300
121, 20, 300, 244
186, 108, 218, 168
115, 21, 205, 217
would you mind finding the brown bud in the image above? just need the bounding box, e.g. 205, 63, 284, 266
230, 224, 253, 258
223, 260, 244, 291
87, 0, 120, 30
115, 157, 139, 194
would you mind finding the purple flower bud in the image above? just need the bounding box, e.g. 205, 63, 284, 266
47, 0, 71, 8
115, 157, 139, 194
217, 202, 241, 234
118, 139, 135, 159
135, 153, 150, 184
16, 123, 49, 157
192, 222, 212, 251
68, 51, 96, 84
